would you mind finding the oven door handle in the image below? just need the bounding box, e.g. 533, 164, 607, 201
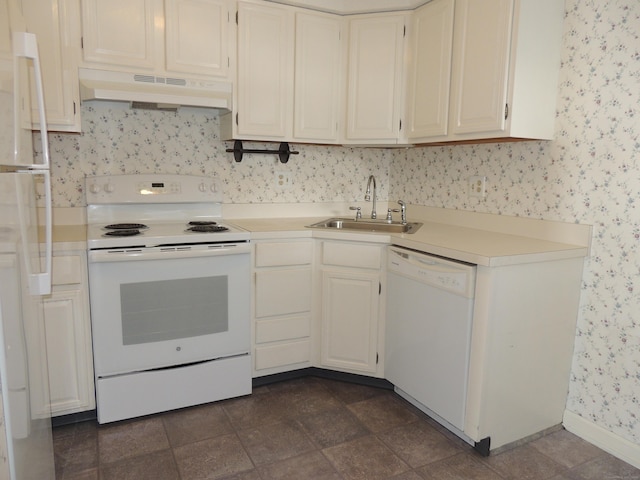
89, 243, 251, 263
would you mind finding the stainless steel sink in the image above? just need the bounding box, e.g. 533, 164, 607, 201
307, 217, 422, 234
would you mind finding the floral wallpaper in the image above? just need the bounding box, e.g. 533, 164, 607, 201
44, 103, 391, 207
43, 0, 638, 448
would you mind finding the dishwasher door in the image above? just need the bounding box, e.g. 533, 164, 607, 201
385, 246, 476, 432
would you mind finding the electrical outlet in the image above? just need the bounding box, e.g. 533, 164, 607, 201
275, 171, 292, 189
469, 176, 487, 198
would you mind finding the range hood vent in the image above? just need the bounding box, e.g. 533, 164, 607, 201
78, 68, 232, 111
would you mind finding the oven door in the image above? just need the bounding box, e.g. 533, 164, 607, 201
88, 243, 250, 377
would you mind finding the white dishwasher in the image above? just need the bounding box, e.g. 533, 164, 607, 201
385, 245, 476, 433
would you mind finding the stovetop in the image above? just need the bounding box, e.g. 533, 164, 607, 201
85, 174, 249, 249
86, 220, 249, 249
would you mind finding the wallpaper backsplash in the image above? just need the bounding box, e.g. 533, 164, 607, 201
45, 102, 391, 207
45, 0, 639, 447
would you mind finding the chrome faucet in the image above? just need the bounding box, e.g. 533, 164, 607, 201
397, 200, 407, 224
364, 175, 377, 219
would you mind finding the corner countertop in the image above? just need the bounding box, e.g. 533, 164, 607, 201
228, 216, 589, 267
46, 205, 591, 267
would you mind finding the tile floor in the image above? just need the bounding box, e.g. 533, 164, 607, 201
53, 376, 640, 480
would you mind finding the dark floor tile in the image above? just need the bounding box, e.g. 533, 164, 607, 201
297, 406, 369, 448
483, 444, 566, 480
267, 377, 343, 416
379, 419, 464, 468
54, 423, 98, 477
162, 402, 234, 447
222, 390, 292, 430
173, 433, 254, 480
60, 468, 98, 480
529, 429, 604, 469
565, 453, 640, 479
237, 419, 316, 466
257, 451, 341, 480
323, 434, 410, 480
348, 392, 419, 433
389, 471, 426, 480
417, 452, 504, 479
97, 417, 170, 464
100, 449, 179, 480
320, 377, 388, 405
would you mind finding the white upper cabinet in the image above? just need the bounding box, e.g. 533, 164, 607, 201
81, 0, 160, 70
345, 13, 406, 144
234, 1, 294, 139
21, 0, 81, 132
293, 11, 343, 143
165, 0, 231, 78
448, 0, 564, 141
224, 1, 343, 143
402, 0, 454, 142
80, 0, 233, 79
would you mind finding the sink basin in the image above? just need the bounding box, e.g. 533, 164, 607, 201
307, 217, 422, 234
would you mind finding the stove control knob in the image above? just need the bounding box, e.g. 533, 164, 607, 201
210, 183, 217, 193
198, 182, 207, 193
89, 183, 101, 194
104, 183, 115, 193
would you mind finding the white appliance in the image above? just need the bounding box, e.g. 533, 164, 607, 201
78, 68, 233, 110
86, 174, 252, 423
0, 0, 55, 478
385, 246, 475, 436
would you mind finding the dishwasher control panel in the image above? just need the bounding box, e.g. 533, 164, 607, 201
388, 247, 476, 298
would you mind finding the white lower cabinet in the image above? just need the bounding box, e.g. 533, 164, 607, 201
318, 240, 385, 377
252, 240, 313, 376
41, 251, 95, 417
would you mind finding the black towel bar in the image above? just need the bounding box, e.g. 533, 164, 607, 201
226, 140, 299, 164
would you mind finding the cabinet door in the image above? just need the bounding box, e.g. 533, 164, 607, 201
404, 0, 454, 141
21, 0, 81, 132
345, 13, 405, 143
165, 0, 230, 78
449, 0, 513, 135
81, 0, 160, 69
236, 1, 294, 138
43, 286, 95, 416
321, 269, 379, 374
293, 11, 343, 142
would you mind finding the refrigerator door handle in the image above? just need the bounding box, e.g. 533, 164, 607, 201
12, 31, 50, 170
17, 170, 52, 296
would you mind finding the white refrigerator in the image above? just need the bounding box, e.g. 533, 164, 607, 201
0, 0, 55, 478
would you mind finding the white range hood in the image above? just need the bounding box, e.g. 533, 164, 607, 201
78, 68, 232, 110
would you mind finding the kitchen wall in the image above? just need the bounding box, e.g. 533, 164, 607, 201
45, 102, 392, 207
45, 0, 638, 452
391, 0, 640, 448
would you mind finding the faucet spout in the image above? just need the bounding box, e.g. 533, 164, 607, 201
365, 175, 377, 219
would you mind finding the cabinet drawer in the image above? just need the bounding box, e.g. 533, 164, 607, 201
52, 255, 83, 285
322, 242, 381, 269
255, 314, 310, 344
255, 339, 310, 370
255, 268, 312, 317
255, 241, 313, 267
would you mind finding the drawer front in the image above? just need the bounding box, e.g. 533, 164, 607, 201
255, 241, 313, 267
322, 242, 381, 269
255, 314, 310, 344
255, 268, 312, 318
52, 255, 83, 285
254, 339, 310, 371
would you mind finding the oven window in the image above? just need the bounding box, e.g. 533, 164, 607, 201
120, 276, 228, 345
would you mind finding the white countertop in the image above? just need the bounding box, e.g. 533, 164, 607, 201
229, 216, 589, 267
47, 205, 591, 267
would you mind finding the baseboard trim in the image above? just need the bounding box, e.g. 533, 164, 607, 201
563, 410, 640, 469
